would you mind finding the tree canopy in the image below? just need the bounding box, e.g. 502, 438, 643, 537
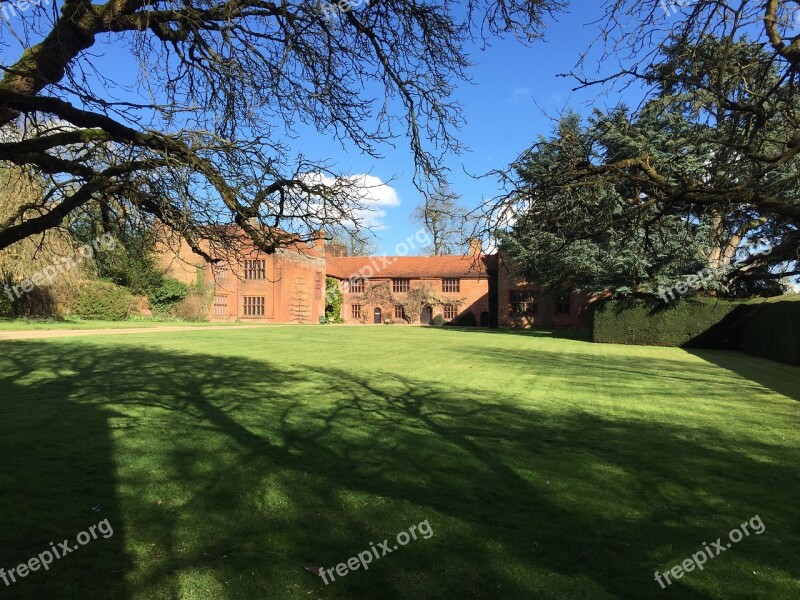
488, 2, 800, 296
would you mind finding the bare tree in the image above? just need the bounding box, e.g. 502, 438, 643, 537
412, 184, 468, 255
326, 226, 378, 256
0, 0, 562, 261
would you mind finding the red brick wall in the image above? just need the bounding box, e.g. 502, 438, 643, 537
496, 255, 590, 328
207, 250, 325, 323
158, 232, 325, 324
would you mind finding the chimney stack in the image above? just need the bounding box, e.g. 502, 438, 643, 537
312, 230, 326, 255
468, 238, 482, 257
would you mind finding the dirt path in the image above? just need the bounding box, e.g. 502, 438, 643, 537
0, 324, 271, 341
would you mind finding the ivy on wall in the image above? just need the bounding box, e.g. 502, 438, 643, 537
354, 281, 466, 323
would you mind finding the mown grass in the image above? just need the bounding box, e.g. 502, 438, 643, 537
0, 327, 798, 599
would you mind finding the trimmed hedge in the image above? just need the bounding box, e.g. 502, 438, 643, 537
592, 295, 800, 366
736, 296, 800, 366
592, 297, 743, 347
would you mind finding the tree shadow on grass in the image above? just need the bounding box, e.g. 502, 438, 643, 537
0, 353, 131, 599
0, 340, 798, 599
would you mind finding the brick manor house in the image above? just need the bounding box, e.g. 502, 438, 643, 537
158, 228, 590, 328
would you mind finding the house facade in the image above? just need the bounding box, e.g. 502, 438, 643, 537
326, 253, 494, 326
326, 250, 590, 328
158, 228, 590, 328
157, 229, 327, 323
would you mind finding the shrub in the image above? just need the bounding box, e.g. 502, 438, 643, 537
431, 314, 445, 326
173, 289, 212, 321
149, 277, 189, 312
0, 271, 20, 317
76, 280, 133, 321
166, 275, 213, 321
592, 295, 800, 366
73, 224, 162, 296
0, 270, 75, 318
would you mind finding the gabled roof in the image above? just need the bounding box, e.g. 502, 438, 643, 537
326, 254, 495, 280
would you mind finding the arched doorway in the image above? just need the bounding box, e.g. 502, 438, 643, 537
373, 307, 382, 324
420, 305, 432, 325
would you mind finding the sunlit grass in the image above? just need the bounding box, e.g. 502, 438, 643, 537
0, 327, 798, 599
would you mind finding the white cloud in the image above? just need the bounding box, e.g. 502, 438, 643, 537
301, 172, 401, 231
508, 87, 530, 105
350, 173, 400, 230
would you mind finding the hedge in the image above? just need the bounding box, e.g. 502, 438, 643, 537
736, 296, 800, 366
592, 295, 800, 366
592, 297, 743, 347
76, 280, 133, 321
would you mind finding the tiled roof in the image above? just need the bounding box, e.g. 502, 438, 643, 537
326, 254, 495, 280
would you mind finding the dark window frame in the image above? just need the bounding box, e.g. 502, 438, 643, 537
213, 295, 227, 316
213, 264, 228, 281
510, 290, 538, 315
442, 278, 460, 293
243, 259, 265, 280
392, 278, 410, 293
242, 296, 265, 316
443, 304, 457, 320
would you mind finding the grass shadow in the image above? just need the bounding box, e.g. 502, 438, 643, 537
684, 348, 800, 402
0, 353, 131, 599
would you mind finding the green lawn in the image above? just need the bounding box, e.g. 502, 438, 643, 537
0, 327, 798, 599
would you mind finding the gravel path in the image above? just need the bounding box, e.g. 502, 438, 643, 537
0, 324, 271, 341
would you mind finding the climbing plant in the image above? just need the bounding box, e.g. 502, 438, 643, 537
325, 277, 344, 324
